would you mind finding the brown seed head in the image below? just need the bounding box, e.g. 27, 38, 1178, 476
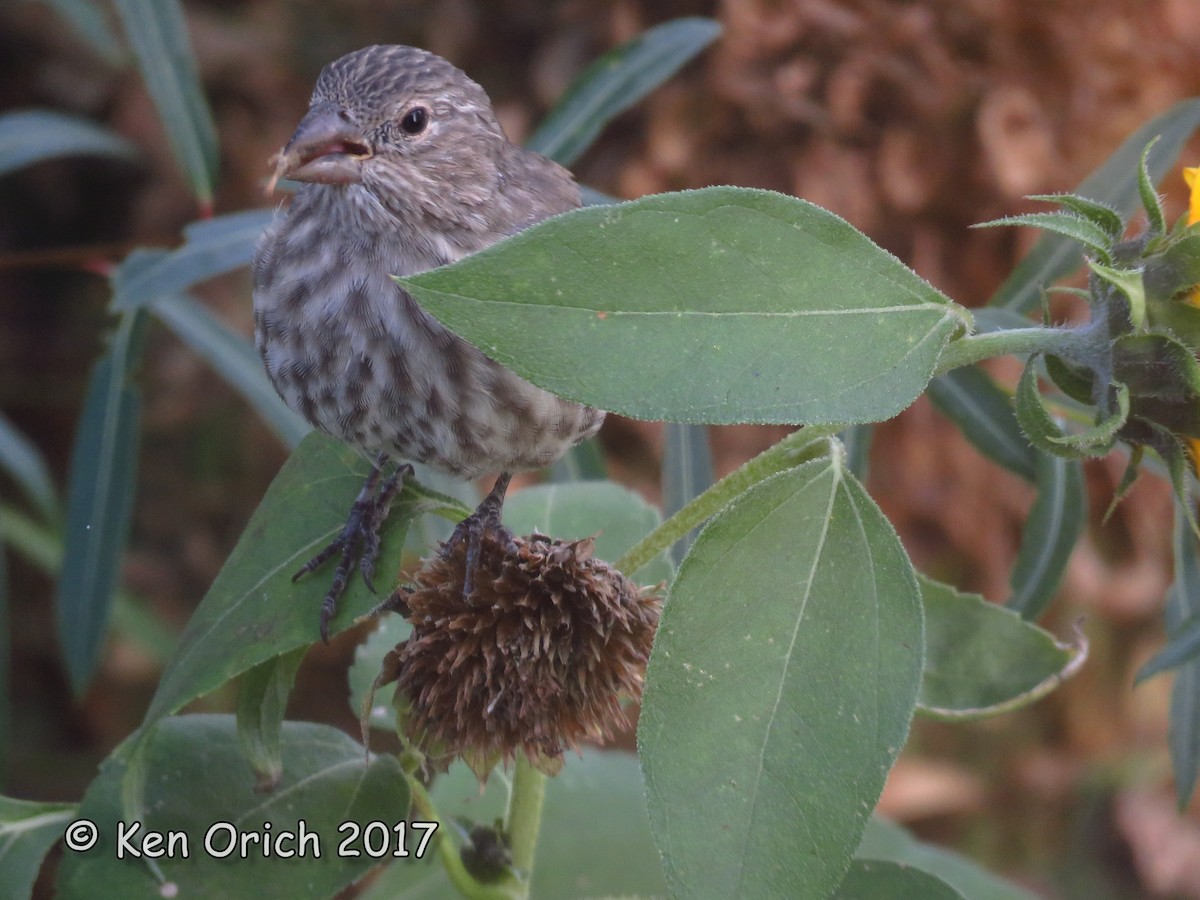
378, 520, 660, 778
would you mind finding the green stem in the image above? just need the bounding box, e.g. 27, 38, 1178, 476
409, 776, 520, 900
934, 326, 1087, 374
615, 424, 840, 575
506, 756, 547, 888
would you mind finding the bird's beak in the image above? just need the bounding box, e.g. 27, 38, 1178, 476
266, 105, 372, 193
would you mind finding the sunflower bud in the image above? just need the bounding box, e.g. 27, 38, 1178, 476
376, 518, 660, 779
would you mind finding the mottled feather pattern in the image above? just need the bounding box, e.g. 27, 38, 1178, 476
253, 45, 603, 479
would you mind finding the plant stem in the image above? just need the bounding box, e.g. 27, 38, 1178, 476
506, 755, 547, 889
409, 776, 520, 900
934, 326, 1087, 374
615, 424, 839, 575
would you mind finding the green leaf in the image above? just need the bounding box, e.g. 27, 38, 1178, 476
401, 187, 970, 426
1089, 259, 1146, 328
857, 818, 1038, 900
129, 434, 424, 756
1043, 353, 1095, 405
0, 539, 8, 774
840, 423, 874, 481
0, 109, 136, 177
112, 210, 274, 311
1165, 507, 1200, 807
1007, 449, 1086, 620
834, 859, 963, 899
0, 795, 77, 900
663, 422, 714, 562
1139, 137, 1168, 235
639, 456, 923, 899
1013, 356, 1075, 458
57, 309, 148, 694
927, 367, 1036, 481
111, 0, 218, 205
236, 647, 307, 792
546, 437, 607, 482
1027, 192, 1125, 240
56, 716, 408, 900
918, 575, 1084, 719
991, 98, 1200, 312
0, 410, 59, 525
502, 480, 673, 584
1046, 381, 1128, 454
974, 212, 1113, 265
1140, 609, 1200, 681
361, 750, 667, 898
527, 17, 721, 166
348, 614, 411, 735
150, 293, 311, 449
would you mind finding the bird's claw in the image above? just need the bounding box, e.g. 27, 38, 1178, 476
448, 472, 512, 599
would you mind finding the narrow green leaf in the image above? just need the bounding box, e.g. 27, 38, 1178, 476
857, 818, 1038, 900
918, 575, 1084, 719
1139, 609, 1200, 681
129, 434, 420, 747
111, 0, 218, 204
928, 367, 1036, 481
640, 456, 923, 899
1090, 259, 1147, 328
991, 98, 1200, 312
0, 795, 77, 900
150, 293, 311, 449
0, 109, 136, 177
400, 187, 970, 426
1027, 192, 1125, 240
840, 423, 874, 481
1139, 137, 1168, 235
527, 17, 721, 166
0, 541, 9, 775
57, 309, 148, 694
1006, 449, 1086, 620
40, 0, 125, 63
0, 410, 59, 525
1165, 507, 1200, 807
1046, 381, 1128, 453
662, 422, 715, 561
974, 212, 1113, 265
834, 859, 963, 899
236, 647, 307, 792
56, 716, 408, 900
1013, 356, 1075, 459
1043, 353, 1095, 405
112, 210, 274, 311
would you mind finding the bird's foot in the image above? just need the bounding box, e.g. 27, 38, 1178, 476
447, 472, 513, 599
294, 454, 412, 642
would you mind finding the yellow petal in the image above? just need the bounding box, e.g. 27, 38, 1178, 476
1186, 167, 1200, 226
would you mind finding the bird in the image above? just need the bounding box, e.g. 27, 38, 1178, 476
252, 45, 605, 641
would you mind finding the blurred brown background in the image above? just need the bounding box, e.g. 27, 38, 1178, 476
4, 0, 1200, 896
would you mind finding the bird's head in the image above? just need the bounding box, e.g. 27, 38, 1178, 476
268, 45, 509, 220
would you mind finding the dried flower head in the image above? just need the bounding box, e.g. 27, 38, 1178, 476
375, 518, 660, 777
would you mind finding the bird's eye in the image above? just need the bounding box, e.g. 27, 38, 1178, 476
400, 106, 429, 135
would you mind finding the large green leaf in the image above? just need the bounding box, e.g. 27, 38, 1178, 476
0, 410, 59, 525
990, 98, 1200, 312
918, 576, 1084, 719
527, 17, 721, 166
56, 716, 408, 899
0, 109, 136, 177
57, 309, 148, 694
111, 0, 218, 205
400, 187, 970, 426
639, 454, 924, 899
834, 859, 963, 899
0, 795, 76, 900
1163, 508, 1200, 808
857, 818, 1037, 900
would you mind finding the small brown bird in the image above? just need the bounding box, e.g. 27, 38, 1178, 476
253, 45, 604, 639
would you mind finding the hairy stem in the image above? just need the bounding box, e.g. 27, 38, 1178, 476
615, 424, 839, 575
934, 325, 1089, 374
